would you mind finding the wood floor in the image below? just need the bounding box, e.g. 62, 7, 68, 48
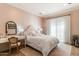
1, 43, 79, 56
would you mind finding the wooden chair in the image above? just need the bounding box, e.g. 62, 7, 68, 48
8, 37, 21, 55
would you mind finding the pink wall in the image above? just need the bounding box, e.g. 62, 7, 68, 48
71, 10, 79, 35
40, 17, 48, 34
0, 4, 42, 35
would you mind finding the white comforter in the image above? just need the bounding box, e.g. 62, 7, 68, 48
26, 34, 59, 56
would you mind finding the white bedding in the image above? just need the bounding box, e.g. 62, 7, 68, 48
24, 26, 59, 56
26, 34, 59, 56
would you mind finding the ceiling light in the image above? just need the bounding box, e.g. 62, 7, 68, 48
64, 3, 72, 6
68, 3, 72, 5
39, 11, 45, 15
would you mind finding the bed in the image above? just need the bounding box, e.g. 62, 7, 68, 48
24, 26, 59, 56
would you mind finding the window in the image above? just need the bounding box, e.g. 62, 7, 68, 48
47, 16, 70, 43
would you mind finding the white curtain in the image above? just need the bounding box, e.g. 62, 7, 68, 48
47, 16, 71, 44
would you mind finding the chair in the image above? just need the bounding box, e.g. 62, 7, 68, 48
8, 37, 21, 55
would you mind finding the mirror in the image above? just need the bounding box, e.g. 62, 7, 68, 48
5, 21, 17, 35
